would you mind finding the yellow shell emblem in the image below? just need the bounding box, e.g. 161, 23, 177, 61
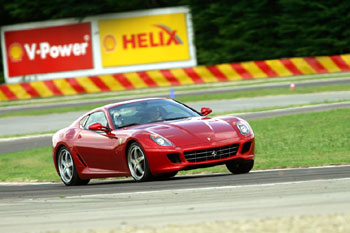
103, 35, 116, 52
9, 43, 23, 62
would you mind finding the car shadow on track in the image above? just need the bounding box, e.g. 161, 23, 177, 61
87, 173, 234, 186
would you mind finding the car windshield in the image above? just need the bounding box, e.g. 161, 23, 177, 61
108, 99, 201, 129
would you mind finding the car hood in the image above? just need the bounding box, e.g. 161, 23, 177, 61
141, 117, 239, 146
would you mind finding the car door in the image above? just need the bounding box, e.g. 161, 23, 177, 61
75, 111, 121, 172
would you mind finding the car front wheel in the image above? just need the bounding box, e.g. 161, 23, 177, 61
57, 146, 90, 186
127, 142, 153, 182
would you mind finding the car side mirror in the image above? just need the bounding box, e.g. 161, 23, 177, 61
201, 107, 212, 116
88, 123, 111, 133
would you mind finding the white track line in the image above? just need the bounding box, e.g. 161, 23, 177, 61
65, 177, 350, 199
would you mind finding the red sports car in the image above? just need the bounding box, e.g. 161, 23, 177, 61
52, 98, 255, 186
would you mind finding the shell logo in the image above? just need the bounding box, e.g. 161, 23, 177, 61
103, 34, 117, 52
9, 43, 23, 62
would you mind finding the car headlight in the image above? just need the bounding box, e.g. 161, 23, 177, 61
150, 133, 173, 146
236, 120, 250, 135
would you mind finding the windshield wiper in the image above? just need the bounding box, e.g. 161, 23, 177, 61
118, 123, 140, 128
163, 116, 189, 121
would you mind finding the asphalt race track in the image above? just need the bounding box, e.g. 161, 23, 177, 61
0, 166, 350, 232
1, 165, 349, 200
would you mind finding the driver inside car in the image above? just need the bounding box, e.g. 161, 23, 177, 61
147, 106, 163, 122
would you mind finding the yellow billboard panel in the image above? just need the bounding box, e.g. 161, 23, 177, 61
99, 13, 190, 67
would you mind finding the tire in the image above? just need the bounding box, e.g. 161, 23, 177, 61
127, 142, 153, 182
57, 146, 90, 186
155, 171, 178, 180
226, 159, 254, 174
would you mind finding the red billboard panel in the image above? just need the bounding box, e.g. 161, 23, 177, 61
4, 23, 93, 77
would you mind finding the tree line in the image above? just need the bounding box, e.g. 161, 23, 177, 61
0, 0, 349, 83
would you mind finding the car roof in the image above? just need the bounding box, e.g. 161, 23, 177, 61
83, 98, 172, 116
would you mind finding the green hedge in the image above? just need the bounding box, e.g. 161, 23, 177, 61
0, 0, 349, 84
184, 0, 350, 64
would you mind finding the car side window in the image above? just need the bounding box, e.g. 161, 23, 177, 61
84, 111, 108, 130
79, 115, 89, 128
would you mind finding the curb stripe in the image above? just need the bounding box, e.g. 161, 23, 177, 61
241, 62, 267, 78
66, 78, 86, 94
289, 58, 316, 74
330, 55, 350, 71
304, 57, 328, 73
8, 84, 31, 99
100, 75, 125, 91
76, 77, 103, 93
316, 56, 340, 73
53, 79, 77, 95
216, 64, 242, 81
124, 73, 148, 89
255, 61, 278, 77
137, 72, 158, 87
280, 59, 303, 75
0, 85, 17, 100
183, 68, 204, 83
1, 54, 349, 101
146, 70, 170, 87
90, 76, 111, 92
30, 81, 53, 98
20, 83, 40, 98
206, 65, 229, 81
340, 55, 350, 70
193, 66, 218, 83
160, 69, 181, 86
0, 89, 8, 100
230, 63, 253, 79
265, 60, 293, 76
43, 80, 63, 96
170, 68, 194, 85
113, 74, 135, 89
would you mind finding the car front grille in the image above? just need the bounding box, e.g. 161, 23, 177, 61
184, 144, 239, 163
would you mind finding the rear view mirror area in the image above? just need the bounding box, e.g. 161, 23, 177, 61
201, 107, 212, 116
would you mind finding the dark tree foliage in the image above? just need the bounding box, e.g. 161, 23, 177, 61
0, 0, 349, 83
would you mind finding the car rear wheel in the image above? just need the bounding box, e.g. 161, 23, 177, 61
57, 147, 90, 186
226, 159, 254, 174
127, 142, 153, 182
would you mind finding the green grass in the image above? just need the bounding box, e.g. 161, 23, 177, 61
180, 108, 350, 174
211, 99, 350, 116
251, 108, 350, 168
176, 84, 350, 103
1, 83, 350, 119
0, 146, 57, 182
1, 108, 349, 182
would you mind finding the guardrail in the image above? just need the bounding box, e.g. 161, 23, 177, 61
0, 54, 349, 101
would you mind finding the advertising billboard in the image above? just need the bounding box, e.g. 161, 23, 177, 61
1, 7, 196, 84
99, 13, 190, 67
4, 23, 93, 78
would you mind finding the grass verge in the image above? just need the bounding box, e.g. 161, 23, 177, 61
175, 84, 350, 103
0, 108, 349, 182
